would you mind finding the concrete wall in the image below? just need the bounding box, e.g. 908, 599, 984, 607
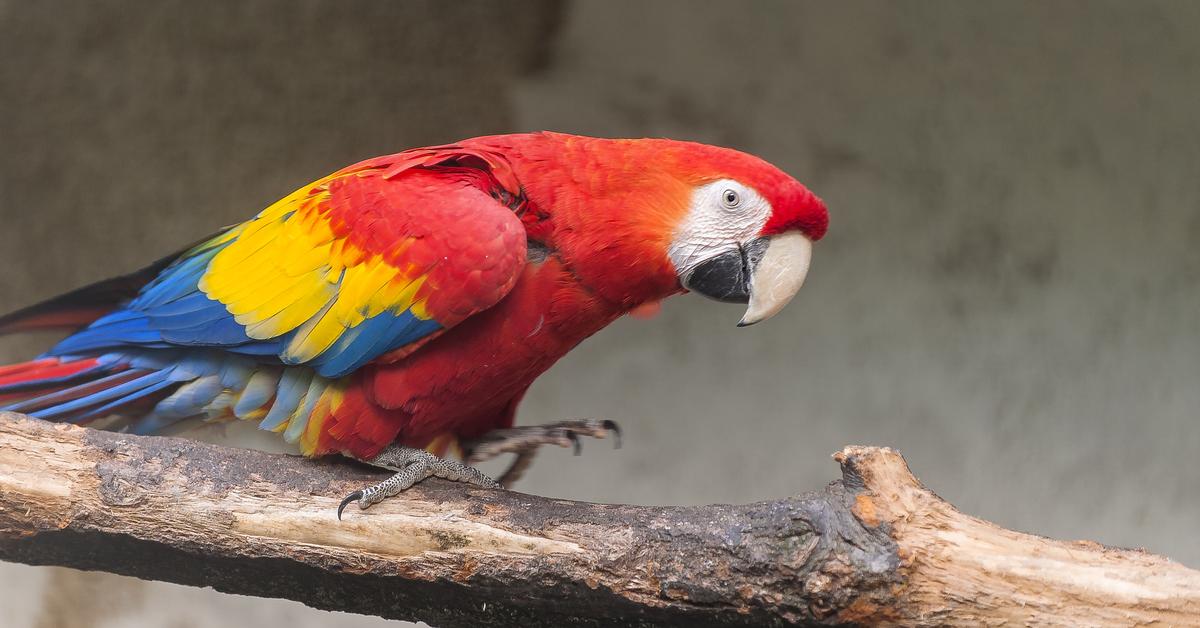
2, 2, 1198, 627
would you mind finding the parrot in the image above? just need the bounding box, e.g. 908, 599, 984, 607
0, 132, 828, 515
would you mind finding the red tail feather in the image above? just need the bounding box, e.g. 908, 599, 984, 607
0, 357, 104, 404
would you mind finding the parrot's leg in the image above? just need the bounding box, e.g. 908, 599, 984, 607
462, 419, 621, 488
337, 447, 499, 519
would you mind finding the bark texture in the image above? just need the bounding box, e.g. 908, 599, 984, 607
0, 412, 1196, 627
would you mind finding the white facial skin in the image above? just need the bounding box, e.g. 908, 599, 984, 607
667, 179, 772, 279
667, 178, 813, 326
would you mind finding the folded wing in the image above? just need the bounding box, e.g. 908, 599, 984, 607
47, 150, 529, 379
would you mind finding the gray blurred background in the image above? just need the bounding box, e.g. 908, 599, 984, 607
2, 1, 1198, 627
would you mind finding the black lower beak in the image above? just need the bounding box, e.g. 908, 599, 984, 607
682, 239, 768, 303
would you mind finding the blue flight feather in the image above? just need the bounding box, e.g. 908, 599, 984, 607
0, 369, 132, 412
227, 340, 287, 356
258, 368, 313, 431
71, 377, 178, 424
218, 358, 254, 389
158, 312, 255, 346
29, 370, 170, 420
145, 292, 229, 320
282, 376, 326, 443
234, 368, 280, 418
133, 243, 226, 308
310, 310, 440, 378
129, 375, 224, 434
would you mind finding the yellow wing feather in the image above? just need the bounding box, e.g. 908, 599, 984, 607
199, 173, 431, 362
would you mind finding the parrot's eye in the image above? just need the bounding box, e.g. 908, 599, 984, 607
721, 189, 741, 209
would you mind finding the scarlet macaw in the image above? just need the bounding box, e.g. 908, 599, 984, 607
0, 132, 828, 514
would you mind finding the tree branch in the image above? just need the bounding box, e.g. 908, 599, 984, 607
0, 412, 1196, 627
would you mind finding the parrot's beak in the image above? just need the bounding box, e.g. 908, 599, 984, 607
738, 232, 812, 326
680, 231, 813, 326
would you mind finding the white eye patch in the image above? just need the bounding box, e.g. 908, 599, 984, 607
667, 179, 772, 277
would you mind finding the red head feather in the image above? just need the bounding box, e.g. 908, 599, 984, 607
463, 133, 828, 306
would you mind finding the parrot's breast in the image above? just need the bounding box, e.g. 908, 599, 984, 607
361, 257, 628, 449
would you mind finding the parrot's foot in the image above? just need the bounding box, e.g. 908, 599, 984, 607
462, 419, 621, 488
337, 446, 499, 519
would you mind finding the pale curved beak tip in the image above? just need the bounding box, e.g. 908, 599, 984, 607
738, 232, 813, 327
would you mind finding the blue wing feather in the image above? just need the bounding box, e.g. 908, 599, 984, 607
234, 368, 281, 419
73, 377, 178, 424
258, 368, 313, 431
308, 310, 440, 378
28, 370, 171, 420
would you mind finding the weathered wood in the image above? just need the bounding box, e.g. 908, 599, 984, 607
0, 412, 1196, 627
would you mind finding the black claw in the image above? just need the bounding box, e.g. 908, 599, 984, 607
567, 430, 581, 455
602, 420, 622, 449
337, 490, 363, 520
